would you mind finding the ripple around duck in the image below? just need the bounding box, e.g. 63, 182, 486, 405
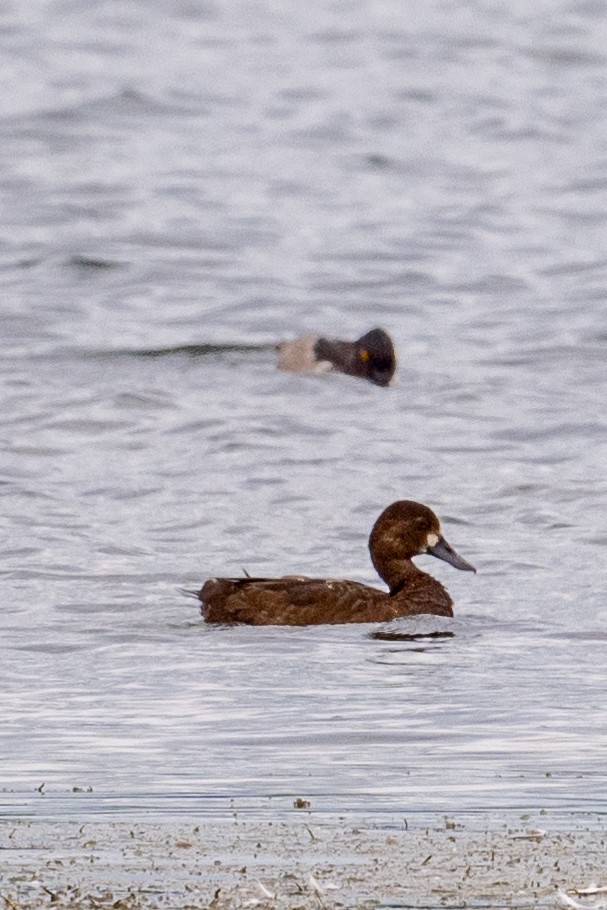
86, 342, 276, 359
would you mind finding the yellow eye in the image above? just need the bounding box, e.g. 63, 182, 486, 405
360, 349, 369, 362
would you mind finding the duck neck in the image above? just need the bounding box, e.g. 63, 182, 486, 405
373, 555, 422, 594
314, 338, 357, 373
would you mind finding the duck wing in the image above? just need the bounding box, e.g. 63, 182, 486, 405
199, 575, 390, 626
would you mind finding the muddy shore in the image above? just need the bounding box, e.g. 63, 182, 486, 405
1, 813, 605, 909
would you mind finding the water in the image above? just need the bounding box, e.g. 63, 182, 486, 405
1, 0, 606, 824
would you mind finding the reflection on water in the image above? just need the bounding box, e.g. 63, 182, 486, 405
369, 629, 455, 642
1, 0, 607, 822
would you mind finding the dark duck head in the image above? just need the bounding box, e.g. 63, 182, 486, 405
313, 327, 396, 386
368, 500, 476, 596
353, 328, 397, 386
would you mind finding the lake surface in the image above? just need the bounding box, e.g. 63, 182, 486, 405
1, 0, 606, 825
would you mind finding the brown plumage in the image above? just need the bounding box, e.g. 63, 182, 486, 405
276, 328, 396, 387
197, 501, 475, 626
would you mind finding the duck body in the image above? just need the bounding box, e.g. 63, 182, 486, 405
201, 570, 452, 626
276, 328, 396, 387
198, 501, 475, 626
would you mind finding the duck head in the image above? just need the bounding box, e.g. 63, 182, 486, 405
369, 500, 475, 591
355, 329, 396, 386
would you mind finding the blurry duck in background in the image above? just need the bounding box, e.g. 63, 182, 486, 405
197, 500, 475, 626
276, 327, 396, 387
104, 327, 396, 386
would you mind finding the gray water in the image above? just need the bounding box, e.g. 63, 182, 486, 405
1, 0, 606, 825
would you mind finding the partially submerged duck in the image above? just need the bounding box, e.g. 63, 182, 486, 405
198, 500, 475, 626
276, 328, 396, 386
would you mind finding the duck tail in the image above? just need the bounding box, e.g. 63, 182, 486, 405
179, 586, 201, 600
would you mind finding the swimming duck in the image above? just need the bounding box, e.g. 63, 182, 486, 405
276, 328, 396, 387
198, 500, 475, 625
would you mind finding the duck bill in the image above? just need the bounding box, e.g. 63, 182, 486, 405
427, 536, 476, 572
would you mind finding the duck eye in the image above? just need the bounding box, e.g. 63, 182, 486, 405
360, 349, 369, 362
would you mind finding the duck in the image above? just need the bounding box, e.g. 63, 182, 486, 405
276, 327, 396, 387
197, 500, 475, 626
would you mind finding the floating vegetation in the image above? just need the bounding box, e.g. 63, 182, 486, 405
0, 816, 604, 909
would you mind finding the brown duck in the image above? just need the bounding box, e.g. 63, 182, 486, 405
198, 500, 475, 626
276, 327, 396, 387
